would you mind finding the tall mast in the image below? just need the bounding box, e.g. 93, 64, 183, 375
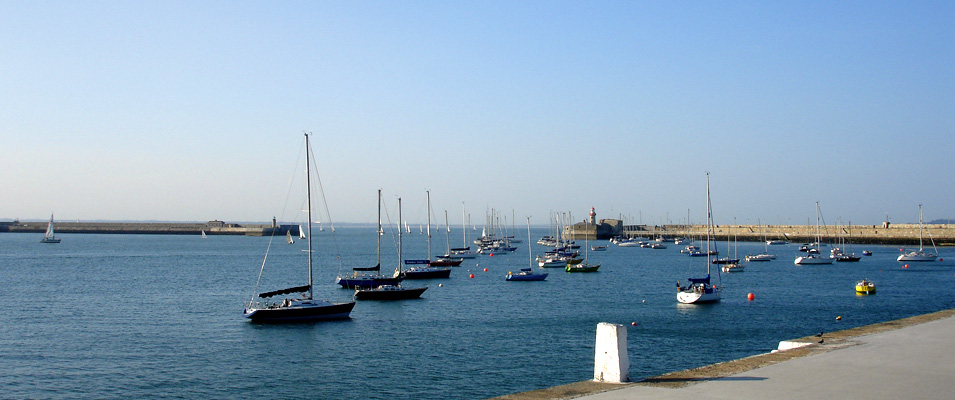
426, 191, 432, 260
377, 189, 382, 268
398, 197, 403, 275
304, 133, 314, 300
920, 204, 922, 253
705, 172, 712, 273
444, 210, 451, 256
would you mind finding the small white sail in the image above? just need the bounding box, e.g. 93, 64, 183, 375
201, 230, 207, 239
298, 225, 306, 239
286, 231, 294, 244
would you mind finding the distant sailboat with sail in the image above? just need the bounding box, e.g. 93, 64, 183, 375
40, 213, 61, 243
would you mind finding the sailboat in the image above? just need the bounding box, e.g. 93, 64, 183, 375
335, 190, 403, 288
745, 219, 775, 262
286, 230, 294, 244
507, 217, 549, 281
897, 204, 938, 262
566, 225, 600, 273
201, 230, 207, 239
401, 191, 453, 279
721, 220, 745, 273
441, 203, 476, 259
40, 213, 61, 243
795, 202, 835, 265
242, 133, 355, 322
430, 210, 463, 267
677, 173, 720, 304
355, 197, 428, 300
298, 225, 306, 239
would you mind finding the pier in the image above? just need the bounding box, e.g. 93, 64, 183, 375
493, 309, 955, 399
564, 223, 955, 246
0, 220, 299, 236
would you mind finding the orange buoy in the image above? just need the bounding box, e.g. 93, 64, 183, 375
836, 316, 842, 320
483, 267, 488, 272
904, 264, 909, 268
469, 273, 475, 279
747, 293, 755, 301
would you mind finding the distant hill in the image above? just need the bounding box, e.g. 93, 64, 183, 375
928, 219, 955, 224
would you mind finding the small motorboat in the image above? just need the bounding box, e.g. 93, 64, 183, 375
862, 250, 872, 256
855, 279, 876, 295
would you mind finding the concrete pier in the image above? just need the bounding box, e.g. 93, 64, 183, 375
0, 220, 299, 236
564, 223, 955, 246
491, 309, 955, 400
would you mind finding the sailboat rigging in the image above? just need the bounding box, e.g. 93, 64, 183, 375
897, 204, 938, 262
355, 197, 428, 300
401, 190, 453, 279
677, 173, 721, 304
336, 190, 403, 288
242, 132, 355, 322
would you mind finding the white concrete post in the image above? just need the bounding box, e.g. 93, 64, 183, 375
594, 322, 629, 382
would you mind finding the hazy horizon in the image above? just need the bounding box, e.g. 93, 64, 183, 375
3, 2, 952, 226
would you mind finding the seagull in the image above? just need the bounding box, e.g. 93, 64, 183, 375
816, 331, 824, 337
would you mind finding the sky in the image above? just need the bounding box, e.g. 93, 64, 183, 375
2, 1, 953, 226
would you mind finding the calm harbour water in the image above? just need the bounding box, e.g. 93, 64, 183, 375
2, 228, 954, 399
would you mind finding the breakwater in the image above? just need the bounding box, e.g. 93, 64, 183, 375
618, 224, 955, 246
0, 220, 298, 236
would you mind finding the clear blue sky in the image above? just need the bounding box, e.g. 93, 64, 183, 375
2, 1, 952, 226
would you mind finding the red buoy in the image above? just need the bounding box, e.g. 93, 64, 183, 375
483, 267, 488, 272
631, 322, 637, 326
747, 293, 755, 301
489, 253, 494, 257
469, 273, 475, 279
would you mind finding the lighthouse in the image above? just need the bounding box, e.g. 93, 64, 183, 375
589, 207, 597, 225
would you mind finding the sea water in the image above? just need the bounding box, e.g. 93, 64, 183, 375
2, 229, 953, 399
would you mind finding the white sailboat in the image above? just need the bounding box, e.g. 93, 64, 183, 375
745, 219, 775, 262
298, 224, 306, 239
286, 230, 294, 244
677, 173, 720, 304
201, 230, 207, 239
795, 202, 835, 265
40, 213, 61, 243
243, 133, 355, 322
897, 204, 938, 262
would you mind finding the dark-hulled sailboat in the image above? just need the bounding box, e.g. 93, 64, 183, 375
243, 133, 355, 322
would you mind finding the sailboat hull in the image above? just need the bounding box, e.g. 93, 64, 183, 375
401, 267, 452, 279
897, 252, 936, 262
354, 286, 427, 300
677, 288, 720, 304
243, 301, 355, 322
336, 275, 402, 289
40, 237, 61, 243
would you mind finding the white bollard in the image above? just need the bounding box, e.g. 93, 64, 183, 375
594, 322, 630, 382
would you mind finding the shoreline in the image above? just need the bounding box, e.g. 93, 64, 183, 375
489, 308, 955, 399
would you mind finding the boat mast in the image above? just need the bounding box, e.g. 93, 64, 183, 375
526, 216, 532, 268
444, 210, 451, 257
398, 197, 403, 276
426, 191, 432, 261
304, 133, 314, 300
918, 204, 924, 252
705, 172, 712, 273
377, 189, 382, 268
